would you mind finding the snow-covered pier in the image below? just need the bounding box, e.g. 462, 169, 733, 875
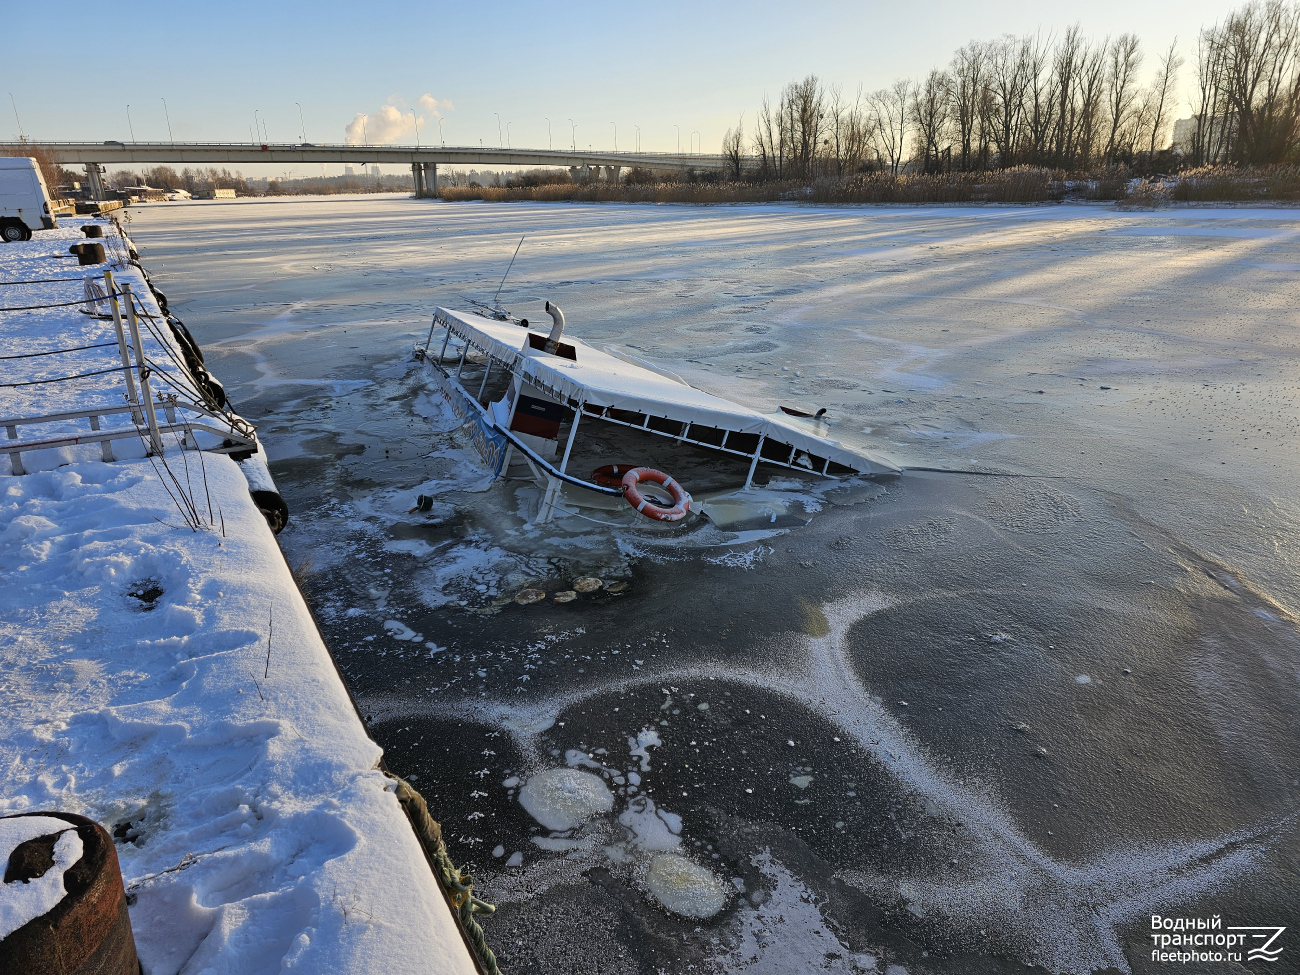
0, 220, 482, 974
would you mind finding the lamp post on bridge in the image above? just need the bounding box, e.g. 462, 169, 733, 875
296, 102, 306, 143
411, 109, 420, 147
438, 118, 444, 146
254, 110, 261, 146
610, 122, 617, 151
494, 113, 502, 148
634, 125, 640, 153
544, 117, 551, 150
674, 124, 680, 153
692, 130, 700, 155
126, 105, 135, 143
569, 119, 575, 152
162, 98, 174, 144
506, 122, 511, 149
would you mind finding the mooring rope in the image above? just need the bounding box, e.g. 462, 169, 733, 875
389, 776, 501, 975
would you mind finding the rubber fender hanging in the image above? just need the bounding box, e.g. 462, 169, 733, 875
168, 317, 205, 365
236, 446, 289, 534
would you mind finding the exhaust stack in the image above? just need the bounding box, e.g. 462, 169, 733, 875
543, 301, 565, 354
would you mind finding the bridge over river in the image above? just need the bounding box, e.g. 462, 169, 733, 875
1, 141, 731, 199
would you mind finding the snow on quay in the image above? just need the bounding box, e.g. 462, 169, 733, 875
0, 221, 478, 974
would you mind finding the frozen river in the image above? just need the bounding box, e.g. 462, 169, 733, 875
128, 196, 1300, 974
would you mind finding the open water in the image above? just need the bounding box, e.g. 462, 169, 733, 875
128, 196, 1300, 975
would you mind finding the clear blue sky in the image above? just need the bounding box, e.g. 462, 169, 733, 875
8, 0, 1235, 172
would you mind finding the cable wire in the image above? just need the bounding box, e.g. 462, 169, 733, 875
0, 341, 119, 361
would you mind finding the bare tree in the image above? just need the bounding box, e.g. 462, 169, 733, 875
912, 70, 952, 173
949, 41, 988, 170
987, 34, 1031, 166
870, 80, 913, 174
1104, 33, 1144, 161
1147, 38, 1184, 157
722, 117, 745, 179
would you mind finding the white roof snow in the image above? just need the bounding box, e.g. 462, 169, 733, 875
434, 308, 897, 476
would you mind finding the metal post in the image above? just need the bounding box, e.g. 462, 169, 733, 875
558, 401, 582, 474
104, 271, 142, 423
6, 424, 23, 476
743, 434, 766, 488
89, 415, 113, 462
455, 340, 469, 379
477, 358, 493, 401
122, 284, 164, 455
438, 322, 452, 363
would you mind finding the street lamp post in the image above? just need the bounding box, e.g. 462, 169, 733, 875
254, 110, 261, 145
610, 122, 617, 151
692, 131, 700, 155
569, 119, 575, 151
410, 109, 420, 147
674, 124, 680, 153
634, 125, 640, 152
506, 122, 511, 148
361, 114, 368, 146
438, 118, 445, 145
126, 105, 135, 143
494, 113, 502, 148
296, 102, 306, 142
162, 98, 174, 143
544, 117, 551, 150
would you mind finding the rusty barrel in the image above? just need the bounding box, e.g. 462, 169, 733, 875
0, 812, 140, 975
68, 242, 106, 266
81, 225, 104, 238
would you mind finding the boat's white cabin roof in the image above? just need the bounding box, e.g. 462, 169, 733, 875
433, 307, 897, 476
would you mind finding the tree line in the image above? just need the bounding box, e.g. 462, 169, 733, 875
723, 0, 1299, 178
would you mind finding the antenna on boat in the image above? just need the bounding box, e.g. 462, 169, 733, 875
492, 236, 525, 315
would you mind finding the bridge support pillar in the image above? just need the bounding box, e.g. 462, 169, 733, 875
412, 162, 437, 198
84, 163, 105, 201
605, 166, 621, 183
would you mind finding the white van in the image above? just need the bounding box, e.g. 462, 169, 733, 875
0, 157, 58, 242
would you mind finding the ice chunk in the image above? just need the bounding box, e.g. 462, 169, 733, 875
518, 768, 614, 831
788, 775, 813, 790
644, 854, 729, 918
383, 620, 420, 641
618, 797, 682, 852
628, 728, 662, 772
505, 852, 523, 868
492, 845, 505, 858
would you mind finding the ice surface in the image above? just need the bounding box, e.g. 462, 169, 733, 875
0, 817, 84, 938
643, 853, 729, 918
121, 199, 1300, 974
517, 768, 614, 832
712, 850, 875, 973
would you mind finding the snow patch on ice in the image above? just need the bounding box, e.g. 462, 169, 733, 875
628, 728, 662, 772
517, 768, 614, 832
643, 854, 729, 918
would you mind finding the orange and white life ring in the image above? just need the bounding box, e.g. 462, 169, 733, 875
620, 467, 691, 522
